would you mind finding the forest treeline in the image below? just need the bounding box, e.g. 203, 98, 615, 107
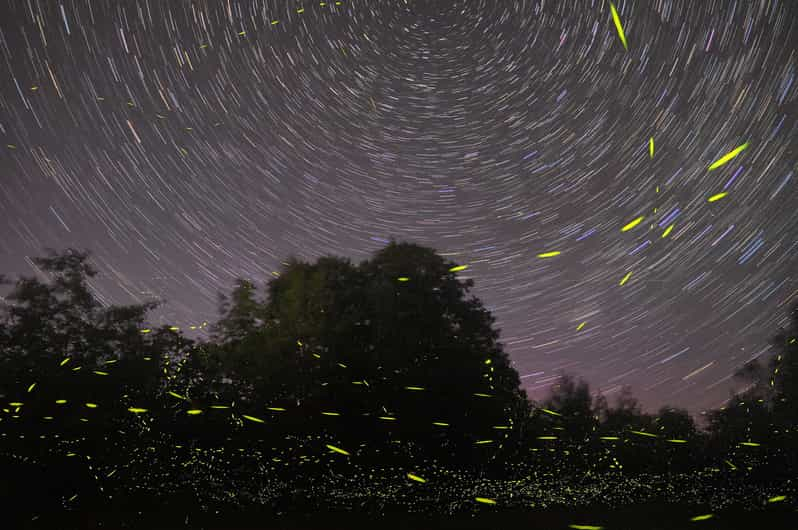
1, 243, 796, 523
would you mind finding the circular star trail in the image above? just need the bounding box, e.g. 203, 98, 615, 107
1, 0, 797, 418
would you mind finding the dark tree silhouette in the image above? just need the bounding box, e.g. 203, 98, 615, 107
769, 302, 798, 428
529, 374, 601, 474
200, 242, 531, 470
652, 406, 706, 472
211, 278, 263, 345
601, 385, 653, 434
0, 249, 197, 524
541, 373, 597, 439
359, 243, 530, 468
654, 406, 698, 439
592, 384, 655, 474
2, 247, 797, 527
699, 301, 798, 475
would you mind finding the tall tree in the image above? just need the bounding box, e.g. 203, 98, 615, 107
601, 385, 653, 434
769, 301, 798, 427
652, 406, 705, 472
204, 242, 531, 469
541, 373, 597, 440
654, 406, 698, 439
0, 249, 197, 521
358, 242, 529, 467
211, 278, 263, 345
532, 374, 600, 474
703, 300, 798, 470
594, 385, 656, 474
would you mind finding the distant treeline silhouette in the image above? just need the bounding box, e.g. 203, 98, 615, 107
1, 243, 796, 526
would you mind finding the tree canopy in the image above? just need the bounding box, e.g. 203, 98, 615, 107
202, 242, 531, 467
1, 245, 797, 525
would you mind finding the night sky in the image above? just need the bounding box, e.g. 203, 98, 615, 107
1, 0, 797, 419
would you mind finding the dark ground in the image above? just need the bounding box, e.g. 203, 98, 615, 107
15, 502, 798, 530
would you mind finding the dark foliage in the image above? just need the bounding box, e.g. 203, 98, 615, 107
1, 245, 797, 527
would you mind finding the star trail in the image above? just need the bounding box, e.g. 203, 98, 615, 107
1, 0, 797, 419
